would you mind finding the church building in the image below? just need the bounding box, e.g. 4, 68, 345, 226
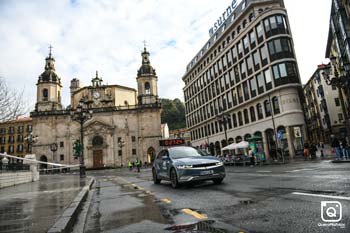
30, 47, 162, 168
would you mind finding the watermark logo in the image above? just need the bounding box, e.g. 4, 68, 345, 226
321, 201, 342, 222
318, 201, 345, 228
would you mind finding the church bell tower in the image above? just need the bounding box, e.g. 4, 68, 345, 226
35, 46, 63, 112
136, 46, 159, 105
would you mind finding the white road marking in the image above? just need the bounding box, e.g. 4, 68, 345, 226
256, 170, 272, 173
286, 168, 314, 173
292, 192, 350, 200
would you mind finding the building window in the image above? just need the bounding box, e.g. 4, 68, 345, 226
60, 154, 64, 161
145, 82, 151, 94
232, 113, 237, 127
131, 136, 136, 142
257, 73, 264, 94
257, 103, 263, 119
43, 88, 48, 101
244, 109, 250, 124
238, 111, 243, 126
264, 69, 272, 90
250, 106, 256, 122
272, 96, 280, 114
249, 78, 257, 97
264, 100, 271, 117
335, 98, 340, 106
260, 45, 268, 66
118, 150, 122, 156
338, 113, 344, 122
60, 141, 64, 147
132, 149, 136, 155
92, 136, 103, 146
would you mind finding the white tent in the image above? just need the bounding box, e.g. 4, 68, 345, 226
221, 141, 249, 151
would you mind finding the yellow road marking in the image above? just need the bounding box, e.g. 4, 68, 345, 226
162, 198, 171, 204
182, 208, 208, 219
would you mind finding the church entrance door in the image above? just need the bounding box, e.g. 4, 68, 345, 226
93, 150, 103, 168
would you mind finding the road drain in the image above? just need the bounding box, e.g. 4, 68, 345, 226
165, 220, 229, 232
240, 200, 255, 205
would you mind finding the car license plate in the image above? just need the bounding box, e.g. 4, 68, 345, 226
200, 170, 213, 175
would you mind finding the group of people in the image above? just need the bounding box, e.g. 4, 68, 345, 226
303, 136, 350, 161
127, 158, 142, 172
303, 142, 319, 160
330, 136, 350, 160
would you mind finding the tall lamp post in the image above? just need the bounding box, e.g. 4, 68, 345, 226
25, 133, 38, 153
118, 139, 125, 167
323, 56, 350, 139
70, 100, 93, 178
216, 113, 231, 146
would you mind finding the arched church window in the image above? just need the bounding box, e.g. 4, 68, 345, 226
92, 136, 103, 146
145, 82, 151, 94
43, 88, 48, 101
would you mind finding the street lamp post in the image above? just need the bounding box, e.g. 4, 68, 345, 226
323, 56, 350, 139
118, 139, 125, 167
70, 100, 93, 178
25, 133, 38, 153
216, 113, 230, 146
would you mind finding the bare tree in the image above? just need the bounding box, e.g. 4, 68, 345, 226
0, 77, 29, 122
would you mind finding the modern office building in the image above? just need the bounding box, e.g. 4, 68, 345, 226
30, 47, 162, 168
303, 64, 345, 144
182, 0, 306, 159
0, 117, 33, 160
325, 0, 350, 139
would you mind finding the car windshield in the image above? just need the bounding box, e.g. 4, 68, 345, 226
169, 146, 207, 159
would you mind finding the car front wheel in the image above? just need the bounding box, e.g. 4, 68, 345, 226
152, 168, 161, 184
170, 168, 179, 189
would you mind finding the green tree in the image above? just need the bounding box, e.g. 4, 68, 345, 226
160, 98, 186, 130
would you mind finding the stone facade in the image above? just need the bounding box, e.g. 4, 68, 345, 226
30, 47, 162, 168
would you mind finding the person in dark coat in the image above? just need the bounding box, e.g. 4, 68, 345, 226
331, 136, 341, 160
310, 142, 317, 160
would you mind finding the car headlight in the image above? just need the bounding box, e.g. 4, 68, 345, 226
216, 161, 224, 166
177, 164, 193, 169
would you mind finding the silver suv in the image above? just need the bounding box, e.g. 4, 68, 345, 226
152, 146, 225, 188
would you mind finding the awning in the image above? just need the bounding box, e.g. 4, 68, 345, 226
221, 141, 249, 151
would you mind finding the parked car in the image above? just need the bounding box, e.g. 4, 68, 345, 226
152, 146, 225, 188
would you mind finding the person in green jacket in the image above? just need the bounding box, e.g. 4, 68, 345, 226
128, 161, 132, 171
135, 158, 141, 172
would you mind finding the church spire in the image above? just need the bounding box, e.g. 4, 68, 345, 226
138, 43, 156, 76
45, 45, 55, 71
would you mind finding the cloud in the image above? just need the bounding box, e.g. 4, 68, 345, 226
0, 0, 331, 114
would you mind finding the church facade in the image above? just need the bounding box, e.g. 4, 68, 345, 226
30, 47, 162, 168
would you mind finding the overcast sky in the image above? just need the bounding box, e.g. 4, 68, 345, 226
0, 0, 331, 111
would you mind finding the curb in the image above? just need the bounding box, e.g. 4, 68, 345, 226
331, 160, 350, 163
47, 177, 95, 233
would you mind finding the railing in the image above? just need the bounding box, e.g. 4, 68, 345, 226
30, 102, 162, 117
0, 163, 30, 172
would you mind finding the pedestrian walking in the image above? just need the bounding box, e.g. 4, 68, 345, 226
303, 142, 310, 160
136, 158, 141, 172
248, 149, 255, 166
310, 142, 317, 160
331, 135, 341, 160
128, 160, 132, 171
341, 138, 348, 160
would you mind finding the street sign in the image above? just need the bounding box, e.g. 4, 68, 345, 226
159, 139, 185, 146
277, 131, 283, 141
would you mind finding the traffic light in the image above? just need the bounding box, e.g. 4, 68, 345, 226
73, 140, 81, 158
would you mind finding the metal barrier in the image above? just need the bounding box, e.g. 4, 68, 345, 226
0, 163, 30, 172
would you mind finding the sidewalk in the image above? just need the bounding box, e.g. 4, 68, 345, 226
0, 174, 88, 233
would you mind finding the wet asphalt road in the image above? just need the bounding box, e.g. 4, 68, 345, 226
83, 160, 350, 233
0, 174, 87, 233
